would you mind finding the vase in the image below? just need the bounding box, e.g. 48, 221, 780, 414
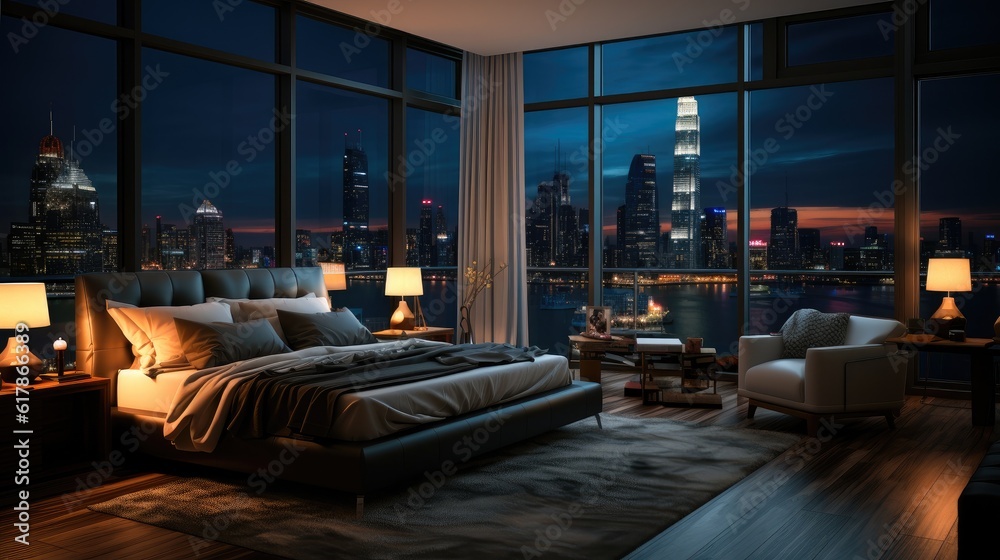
459, 305, 474, 344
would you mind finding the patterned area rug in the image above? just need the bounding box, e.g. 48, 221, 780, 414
90, 414, 801, 559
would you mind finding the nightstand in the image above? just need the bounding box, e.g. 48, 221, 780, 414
372, 326, 455, 343
0, 375, 110, 482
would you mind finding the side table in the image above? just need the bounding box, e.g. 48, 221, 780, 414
0, 375, 110, 481
568, 334, 635, 383
887, 335, 999, 426
372, 326, 455, 344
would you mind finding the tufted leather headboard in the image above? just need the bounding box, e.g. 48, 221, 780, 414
75, 267, 328, 401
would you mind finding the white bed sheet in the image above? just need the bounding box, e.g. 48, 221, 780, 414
116, 341, 571, 442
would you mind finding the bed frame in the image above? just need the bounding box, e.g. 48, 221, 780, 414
75, 267, 603, 513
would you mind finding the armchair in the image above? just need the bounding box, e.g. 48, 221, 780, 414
738, 313, 907, 435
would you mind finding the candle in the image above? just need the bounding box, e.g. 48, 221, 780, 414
54, 337, 66, 376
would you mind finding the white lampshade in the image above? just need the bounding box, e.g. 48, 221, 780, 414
320, 262, 347, 291
385, 267, 423, 297
926, 258, 972, 293
0, 283, 50, 329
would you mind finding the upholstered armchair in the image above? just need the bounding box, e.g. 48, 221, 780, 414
738, 311, 907, 435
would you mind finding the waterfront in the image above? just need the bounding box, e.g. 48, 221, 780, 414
37, 278, 997, 383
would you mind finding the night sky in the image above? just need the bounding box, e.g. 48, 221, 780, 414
3, 6, 998, 259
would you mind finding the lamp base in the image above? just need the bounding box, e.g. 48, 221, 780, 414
0, 336, 44, 383
927, 297, 965, 337
389, 300, 415, 332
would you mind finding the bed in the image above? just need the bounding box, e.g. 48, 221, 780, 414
75, 267, 602, 513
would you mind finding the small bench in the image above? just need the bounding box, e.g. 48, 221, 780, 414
958, 440, 1000, 559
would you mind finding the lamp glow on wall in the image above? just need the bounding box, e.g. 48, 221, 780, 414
0, 283, 50, 383
385, 267, 426, 332
926, 257, 972, 330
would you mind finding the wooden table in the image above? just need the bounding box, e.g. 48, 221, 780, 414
567, 335, 635, 383
888, 335, 1000, 426
635, 338, 721, 408
0, 375, 110, 482
372, 326, 454, 343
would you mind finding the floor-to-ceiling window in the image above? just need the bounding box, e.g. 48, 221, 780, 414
747, 78, 895, 333
523, 2, 1000, 377
0, 0, 462, 361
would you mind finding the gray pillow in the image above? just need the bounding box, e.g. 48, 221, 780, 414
779, 309, 850, 359
174, 317, 289, 369
277, 308, 378, 349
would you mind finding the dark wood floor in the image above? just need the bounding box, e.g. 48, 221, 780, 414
2, 371, 995, 560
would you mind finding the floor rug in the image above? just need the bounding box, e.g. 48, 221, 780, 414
89, 414, 801, 559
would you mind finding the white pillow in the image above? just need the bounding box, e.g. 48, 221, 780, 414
106, 300, 153, 368
213, 295, 330, 344
110, 301, 234, 368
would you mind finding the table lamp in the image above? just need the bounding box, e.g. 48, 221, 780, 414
926, 257, 972, 335
320, 262, 347, 305
0, 283, 50, 383
385, 267, 425, 332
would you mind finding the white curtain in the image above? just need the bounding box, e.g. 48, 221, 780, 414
457, 52, 528, 346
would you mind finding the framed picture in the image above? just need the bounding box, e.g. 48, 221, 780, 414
584, 306, 611, 337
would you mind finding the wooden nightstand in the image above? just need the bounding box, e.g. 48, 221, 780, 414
372, 326, 455, 343
0, 375, 110, 482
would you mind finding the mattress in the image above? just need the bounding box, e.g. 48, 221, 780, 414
117, 344, 571, 441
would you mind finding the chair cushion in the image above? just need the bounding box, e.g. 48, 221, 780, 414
843, 315, 906, 345
780, 309, 849, 359
744, 359, 806, 403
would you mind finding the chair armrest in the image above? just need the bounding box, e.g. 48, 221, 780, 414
803, 344, 905, 407
739, 335, 785, 388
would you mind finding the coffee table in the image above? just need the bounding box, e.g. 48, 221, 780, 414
636, 337, 721, 408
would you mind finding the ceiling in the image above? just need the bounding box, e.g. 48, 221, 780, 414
310, 0, 883, 56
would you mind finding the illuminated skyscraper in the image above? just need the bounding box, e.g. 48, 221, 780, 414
9, 121, 65, 275
798, 228, 822, 269
192, 200, 225, 269
768, 206, 799, 270
43, 153, 102, 275
435, 204, 454, 266
342, 132, 371, 269
938, 216, 962, 254
701, 207, 728, 269
670, 96, 701, 269
617, 153, 659, 267
419, 199, 433, 266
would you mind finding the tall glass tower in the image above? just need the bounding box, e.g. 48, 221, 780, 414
768, 206, 799, 270
43, 153, 102, 275
419, 199, 433, 266
342, 132, 370, 269
193, 199, 225, 269
617, 153, 659, 267
670, 96, 701, 269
